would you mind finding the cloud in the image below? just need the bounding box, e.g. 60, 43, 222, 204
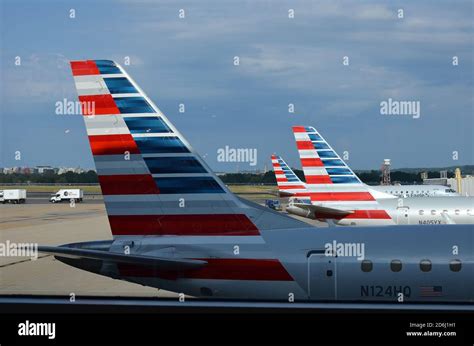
1, 53, 74, 102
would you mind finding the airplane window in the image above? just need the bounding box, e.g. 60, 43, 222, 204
419, 210, 424, 215
361, 260, 373, 272
455, 210, 460, 215
390, 260, 402, 272
449, 259, 462, 272
431, 210, 436, 215
443, 209, 448, 214
419, 260, 432, 272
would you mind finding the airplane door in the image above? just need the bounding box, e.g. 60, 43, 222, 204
397, 207, 409, 225
307, 252, 336, 300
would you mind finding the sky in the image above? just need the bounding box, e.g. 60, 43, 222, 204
0, 0, 473, 172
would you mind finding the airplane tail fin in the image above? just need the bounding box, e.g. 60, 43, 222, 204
69, 60, 308, 237
271, 154, 306, 197
291, 126, 376, 203
290, 126, 395, 225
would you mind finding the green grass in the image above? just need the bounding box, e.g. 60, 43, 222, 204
227, 185, 276, 194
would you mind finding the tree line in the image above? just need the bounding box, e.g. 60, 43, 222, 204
0, 169, 458, 185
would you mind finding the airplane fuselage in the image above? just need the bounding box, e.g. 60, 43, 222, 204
334, 196, 474, 226
58, 224, 473, 303
372, 185, 459, 198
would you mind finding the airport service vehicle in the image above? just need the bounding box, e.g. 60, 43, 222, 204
38, 60, 474, 306
50, 189, 83, 203
265, 199, 282, 211
0, 189, 26, 204
270, 127, 474, 226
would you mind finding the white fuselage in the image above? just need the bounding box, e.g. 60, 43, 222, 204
372, 184, 459, 198
333, 196, 474, 226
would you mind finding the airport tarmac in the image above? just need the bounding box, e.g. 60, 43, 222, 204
0, 197, 321, 298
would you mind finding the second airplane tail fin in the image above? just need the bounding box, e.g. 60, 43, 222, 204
292, 126, 376, 204
271, 154, 306, 197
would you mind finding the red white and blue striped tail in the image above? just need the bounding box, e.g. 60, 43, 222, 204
271, 154, 306, 197
70, 60, 308, 237
292, 126, 376, 203
291, 126, 394, 224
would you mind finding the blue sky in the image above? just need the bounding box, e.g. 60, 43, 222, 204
0, 0, 472, 171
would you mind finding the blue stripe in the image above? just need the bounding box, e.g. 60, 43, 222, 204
114, 97, 155, 114
313, 141, 330, 150
308, 133, 323, 141
322, 159, 345, 167
145, 157, 206, 174
155, 177, 224, 194
104, 77, 138, 94
331, 176, 360, 184
124, 117, 172, 134
317, 150, 337, 158
135, 136, 190, 154
95, 60, 121, 74
94, 60, 116, 66
326, 168, 353, 175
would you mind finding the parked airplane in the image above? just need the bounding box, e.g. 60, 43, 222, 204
272, 155, 458, 199
378, 185, 458, 198
271, 126, 474, 226
38, 60, 474, 305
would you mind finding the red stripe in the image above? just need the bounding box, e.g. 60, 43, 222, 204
294, 192, 375, 201
292, 126, 307, 133
279, 185, 306, 190
301, 158, 323, 167
343, 210, 391, 219
296, 141, 315, 150
79, 95, 120, 115
99, 175, 159, 195
70, 60, 100, 76
306, 175, 332, 184
276, 178, 288, 182
108, 214, 260, 236
89, 134, 140, 155
274, 170, 284, 174
118, 259, 293, 281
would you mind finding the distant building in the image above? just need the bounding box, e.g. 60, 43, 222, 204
57, 167, 86, 174
447, 176, 474, 197
35, 166, 55, 174
422, 178, 448, 186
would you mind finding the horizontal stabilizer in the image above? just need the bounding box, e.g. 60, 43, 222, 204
293, 203, 352, 218
38, 246, 207, 271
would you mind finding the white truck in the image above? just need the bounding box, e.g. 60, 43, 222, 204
0, 189, 27, 204
50, 189, 83, 203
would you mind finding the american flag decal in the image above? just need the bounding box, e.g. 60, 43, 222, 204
420, 285, 443, 297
